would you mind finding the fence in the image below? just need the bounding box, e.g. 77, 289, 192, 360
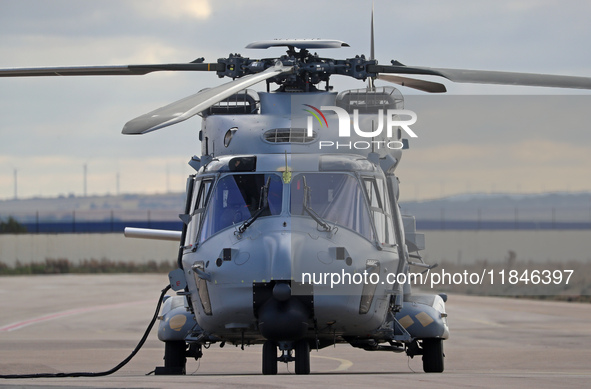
402, 202, 591, 230
1, 210, 182, 234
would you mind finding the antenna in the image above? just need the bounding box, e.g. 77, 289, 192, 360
368, 2, 376, 90
83, 164, 87, 197
370, 2, 375, 61
13, 168, 17, 200
166, 163, 170, 194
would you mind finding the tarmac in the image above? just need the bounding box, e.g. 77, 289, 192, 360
0, 274, 590, 388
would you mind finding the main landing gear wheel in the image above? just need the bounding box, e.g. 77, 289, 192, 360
163, 341, 187, 374
422, 338, 444, 373
262, 340, 278, 375
294, 339, 310, 375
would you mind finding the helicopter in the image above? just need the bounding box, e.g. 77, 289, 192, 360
3, 19, 591, 377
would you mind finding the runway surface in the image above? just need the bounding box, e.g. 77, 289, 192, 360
0, 274, 590, 388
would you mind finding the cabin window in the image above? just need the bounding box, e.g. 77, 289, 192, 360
290, 173, 374, 242
199, 173, 283, 241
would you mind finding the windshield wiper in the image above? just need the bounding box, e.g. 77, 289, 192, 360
238, 177, 271, 233
302, 176, 332, 232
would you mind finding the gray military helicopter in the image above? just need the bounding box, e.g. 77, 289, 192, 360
3, 22, 591, 376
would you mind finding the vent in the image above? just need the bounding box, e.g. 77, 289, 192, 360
263, 128, 316, 143
204, 89, 259, 116
336, 86, 404, 114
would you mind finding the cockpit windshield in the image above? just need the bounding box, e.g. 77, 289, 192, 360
290, 173, 375, 242
199, 173, 282, 241
194, 170, 393, 246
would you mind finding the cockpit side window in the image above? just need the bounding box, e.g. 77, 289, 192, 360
199, 173, 282, 242
363, 177, 395, 245
184, 177, 213, 248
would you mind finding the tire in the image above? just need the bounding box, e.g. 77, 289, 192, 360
422, 338, 444, 373
262, 340, 278, 375
294, 339, 310, 375
164, 341, 187, 373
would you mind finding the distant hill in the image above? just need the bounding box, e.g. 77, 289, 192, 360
0, 193, 185, 214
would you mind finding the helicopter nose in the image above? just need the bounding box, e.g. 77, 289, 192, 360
272, 282, 291, 301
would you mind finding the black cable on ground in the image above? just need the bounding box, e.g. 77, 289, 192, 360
0, 284, 171, 379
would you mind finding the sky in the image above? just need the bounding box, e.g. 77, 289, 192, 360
1, 0, 591, 201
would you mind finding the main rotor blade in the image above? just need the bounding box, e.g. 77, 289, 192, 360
377, 74, 447, 93
122, 64, 294, 135
369, 64, 591, 90
0, 62, 222, 77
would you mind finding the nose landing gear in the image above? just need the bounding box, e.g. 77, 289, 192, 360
261, 339, 311, 375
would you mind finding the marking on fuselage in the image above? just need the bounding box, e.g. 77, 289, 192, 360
398, 315, 414, 329
169, 314, 188, 331
415, 312, 434, 327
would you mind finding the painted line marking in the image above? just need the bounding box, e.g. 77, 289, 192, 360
465, 318, 507, 327
311, 355, 354, 372
0, 299, 153, 332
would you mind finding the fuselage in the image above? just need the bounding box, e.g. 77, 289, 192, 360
181, 87, 408, 345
